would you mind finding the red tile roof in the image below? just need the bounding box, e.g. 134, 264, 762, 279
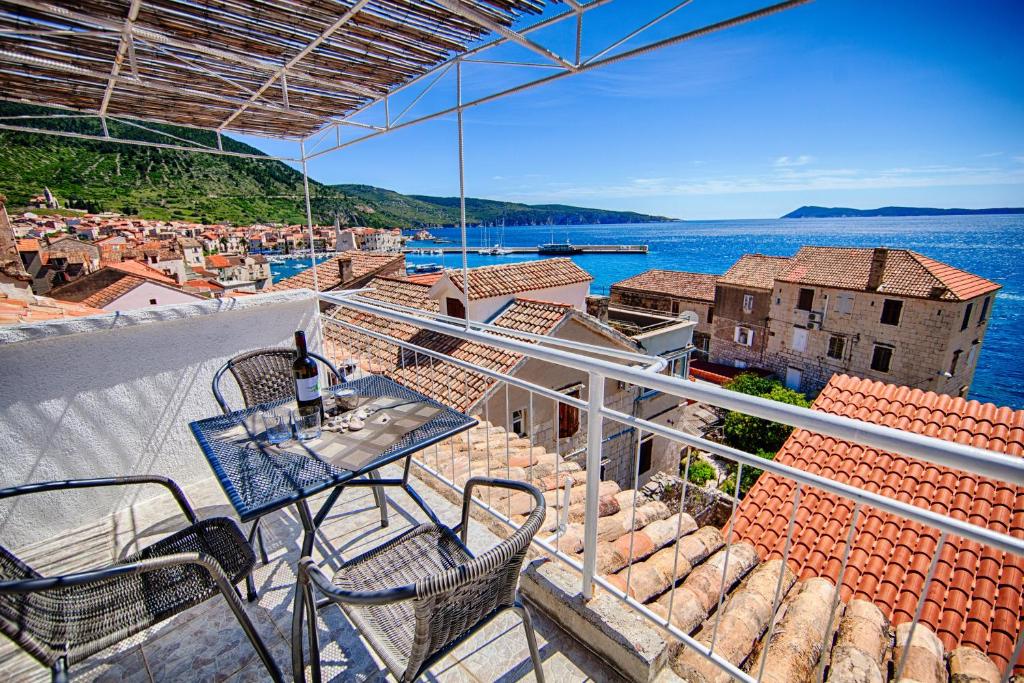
717, 254, 793, 290
0, 287, 106, 325
778, 247, 1000, 301
15, 239, 40, 253
105, 260, 177, 285
403, 272, 445, 286
445, 258, 592, 301
205, 254, 231, 269
80, 276, 147, 308
362, 277, 439, 312
611, 269, 718, 303
267, 251, 403, 292
732, 374, 1024, 671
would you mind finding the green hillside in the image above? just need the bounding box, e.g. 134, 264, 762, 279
0, 103, 670, 227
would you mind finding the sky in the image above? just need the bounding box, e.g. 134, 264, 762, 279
236, 1, 1024, 220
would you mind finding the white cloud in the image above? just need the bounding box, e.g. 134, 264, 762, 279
774, 155, 815, 167
977, 151, 1004, 158
497, 163, 1024, 202
1014, 156, 1024, 164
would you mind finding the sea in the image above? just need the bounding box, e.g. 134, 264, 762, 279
270, 215, 1024, 409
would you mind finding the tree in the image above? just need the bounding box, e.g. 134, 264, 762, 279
718, 373, 810, 498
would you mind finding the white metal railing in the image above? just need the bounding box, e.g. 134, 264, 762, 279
317, 291, 1024, 682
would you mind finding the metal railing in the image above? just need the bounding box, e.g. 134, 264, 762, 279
317, 290, 1024, 682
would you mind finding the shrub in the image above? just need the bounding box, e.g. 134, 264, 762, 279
686, 458, 716, 486
721, 374, 810, 455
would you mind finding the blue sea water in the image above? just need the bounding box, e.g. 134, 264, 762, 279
271, 216, 1024, 409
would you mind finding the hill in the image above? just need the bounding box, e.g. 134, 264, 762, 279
0, 102, 669, 227
782, 205, 1024, 219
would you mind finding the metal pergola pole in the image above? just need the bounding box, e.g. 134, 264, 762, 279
456, 59, 471, 330
300, 139, 325, 346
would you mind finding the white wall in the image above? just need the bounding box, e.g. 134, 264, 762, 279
104, 280, 204, 311
0, 289, 320, 548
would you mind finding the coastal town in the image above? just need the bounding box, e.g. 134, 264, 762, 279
0, 2, 1021, 683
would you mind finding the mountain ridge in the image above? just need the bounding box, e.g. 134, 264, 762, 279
0, 102, 669, 227
782, 205, 1024, 219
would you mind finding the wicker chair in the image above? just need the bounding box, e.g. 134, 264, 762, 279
292, 477, 547, 683
0, 476, 283, 682
212, 348, 390, 600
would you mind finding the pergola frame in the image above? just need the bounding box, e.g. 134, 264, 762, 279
0, 0, 811, 318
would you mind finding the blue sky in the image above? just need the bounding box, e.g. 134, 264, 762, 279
237, 1, 1024, 220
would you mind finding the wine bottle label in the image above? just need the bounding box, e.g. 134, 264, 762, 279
296, 376, 320, 401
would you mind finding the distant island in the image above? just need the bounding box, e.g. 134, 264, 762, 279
783, 205, 1024, 219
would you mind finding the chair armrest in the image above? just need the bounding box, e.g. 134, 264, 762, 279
0, 476, 198, 525
297, 557, 416, 606
458, 477, 545, 544
0, 551, 231, 595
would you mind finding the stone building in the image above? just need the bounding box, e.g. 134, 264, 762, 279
610, 269, 717, 358
763, 247, 1000, 397
710, 254, 793, 369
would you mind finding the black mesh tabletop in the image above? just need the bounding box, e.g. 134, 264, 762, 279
189, 375, 476, 522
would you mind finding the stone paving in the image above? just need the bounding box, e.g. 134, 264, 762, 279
0, 465, 625, 682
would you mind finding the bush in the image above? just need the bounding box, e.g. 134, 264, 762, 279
719, 449, 775, 498
721, 374, 810, 455
686, 458, 716, 486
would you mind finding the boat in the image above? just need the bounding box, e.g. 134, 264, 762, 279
537, 240, 579, 255
407, 263, 444, 274
480, 244, 512, 256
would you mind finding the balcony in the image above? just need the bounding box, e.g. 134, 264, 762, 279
1, 288, 1021, 682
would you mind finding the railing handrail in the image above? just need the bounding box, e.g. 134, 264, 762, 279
320, 290, 1024, 486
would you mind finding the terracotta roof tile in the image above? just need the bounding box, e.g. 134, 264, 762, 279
445, 258, 592, 300
611, 269, 717, 302
717, 254, 792, 290
362, 277, 438, 312
0, 287, 105, 325
105, 260, 177, 284
777, 247, 1000, 301
732, 374, 1024, 671
80, 276, 146, 308
267, 251, 403, 292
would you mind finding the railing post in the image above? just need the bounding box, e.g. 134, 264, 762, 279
581, 370, 604, 600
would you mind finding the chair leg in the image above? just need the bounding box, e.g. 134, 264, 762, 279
512, 600, 545, 683
219, 589, 283, 683
369, 470, 389, 528
303, 580, 322, 683
51, 657, 68, 683
245, 571, 259, 603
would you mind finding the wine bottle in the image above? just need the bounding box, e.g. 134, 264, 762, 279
292, 330, 322, 417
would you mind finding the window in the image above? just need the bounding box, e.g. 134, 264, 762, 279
880, 299, 903, 326
961, 302, 973, 330
791, 327, 808, 352
558, 388, 580, 439
978, 296, 991, 325
871, 344, 893, 373
827, 335, 846, 360
734, 326, 754, 347
446, 297, 466, 320
797, 288, 815, 312
967, 339, 980, 367
706, 307, 713, 324
638, 435, 654, 475
742, 293, 754, 314
511, 409, 528, 438
949, 350, 962, 376
149, 298, 158, 305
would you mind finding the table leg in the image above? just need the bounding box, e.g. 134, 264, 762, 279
296, 500, 317, 558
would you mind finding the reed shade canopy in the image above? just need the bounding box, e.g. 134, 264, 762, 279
0, 0, 551, 138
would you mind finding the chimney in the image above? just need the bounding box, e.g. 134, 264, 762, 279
338, 256, 354, 284
586, 294, 610, 324
867, 247, 888, 291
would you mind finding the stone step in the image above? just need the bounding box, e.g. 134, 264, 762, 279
649, 542, 759, 635
749, 576, 837, 683
672, 558, 796, 683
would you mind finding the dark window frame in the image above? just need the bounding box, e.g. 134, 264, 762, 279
961, 302, 973, 331
827, 334, 845, 360
558, 388, 581, 439
638, 435, 654, 475
880, 299, 903, 326
871, 344, 894, 373
446, 296, 466, 320
977, 296, 991, 326
797, 288, 815, 312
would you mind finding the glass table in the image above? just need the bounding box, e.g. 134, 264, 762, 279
189, 375, 477, 557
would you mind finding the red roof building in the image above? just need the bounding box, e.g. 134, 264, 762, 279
732, 374, 1024, 671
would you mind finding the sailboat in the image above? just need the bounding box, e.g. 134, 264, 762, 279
481, 216, 511, 255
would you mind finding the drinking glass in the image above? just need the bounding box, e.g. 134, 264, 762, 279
261, 406, 292, 444
292, 409, 322, 441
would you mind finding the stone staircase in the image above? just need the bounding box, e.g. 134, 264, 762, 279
423, 421, 1013, 683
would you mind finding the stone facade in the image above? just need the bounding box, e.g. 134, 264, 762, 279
711, 283, 773, 369
610, 286, 714, 359
764, 282, 996, 396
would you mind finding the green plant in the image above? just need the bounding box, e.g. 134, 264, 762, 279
685, 458, 716, 486
719, 449, 776, 498
721, 374, 809, 455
